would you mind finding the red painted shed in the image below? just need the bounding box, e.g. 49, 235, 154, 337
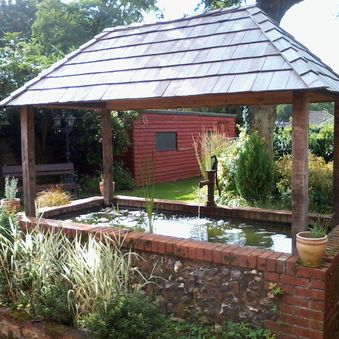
124, 110, 236, 186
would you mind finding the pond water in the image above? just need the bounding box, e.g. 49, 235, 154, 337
63, 207, 291, 253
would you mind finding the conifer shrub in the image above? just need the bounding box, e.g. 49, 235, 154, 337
235, 132, 275, 203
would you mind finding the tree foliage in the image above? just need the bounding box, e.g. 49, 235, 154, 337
200, 0, 303, 23
0, 32, 58, 99
32, 0, 158, 54
0, 0, 37, 40
274, 125, 334, 162
0, 32, 60, 132
200, 0, 240, 10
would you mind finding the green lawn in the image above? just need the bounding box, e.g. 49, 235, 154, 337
118, 177, 201, 202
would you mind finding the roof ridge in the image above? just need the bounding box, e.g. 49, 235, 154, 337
246, 6, 339, 85
245, 6, 311, 90
102, 4, 256, 34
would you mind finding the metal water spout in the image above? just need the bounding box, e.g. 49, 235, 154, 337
199, 170, 216, 207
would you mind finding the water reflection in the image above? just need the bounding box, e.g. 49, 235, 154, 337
64, 208, 291, 253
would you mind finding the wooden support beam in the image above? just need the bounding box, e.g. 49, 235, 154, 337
291, 91, 309, 253
332, 99, 339, 227
20, 106, 36, 216
101, 108, 113, 204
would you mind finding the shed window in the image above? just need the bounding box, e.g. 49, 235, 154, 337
155, 132, 177, 151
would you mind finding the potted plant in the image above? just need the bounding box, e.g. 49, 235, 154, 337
296, 222, 328, 268
1, 176, 20, 212
99, 173, 115, 195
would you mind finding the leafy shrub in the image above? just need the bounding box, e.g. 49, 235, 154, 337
224, 321, 274, 339
35, 283, 73, 325
79, 175, 101, 196
217, 129, 248, 206
82, 296, 274, 339
309, 124, 333, 162
218, 138, 240, 195
273, 126, 292, 158
80, 162, 135, 196
276, 154, 333, 213
70, 111, 138, 175
309, 155, 333, 212
0, 208, 14, 237
114, 161, 135, 190
81, 293, 167, 339
274, 124, 334, 161
36, 186, 71, 207
235, 132, 275, 203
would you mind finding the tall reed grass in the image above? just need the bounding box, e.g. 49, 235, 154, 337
0, 213, 150, 326
192, 125, 231, 179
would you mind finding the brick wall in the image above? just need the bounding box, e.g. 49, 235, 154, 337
19, 213, 339, 339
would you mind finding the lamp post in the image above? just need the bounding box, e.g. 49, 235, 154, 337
53, 111, 76, 162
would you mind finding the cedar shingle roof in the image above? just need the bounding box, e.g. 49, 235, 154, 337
1, 4, 339, 107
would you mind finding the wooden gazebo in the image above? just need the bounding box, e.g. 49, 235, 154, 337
1, 5, 339, 252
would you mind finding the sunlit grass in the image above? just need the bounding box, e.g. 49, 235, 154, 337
118, 177, 201, 202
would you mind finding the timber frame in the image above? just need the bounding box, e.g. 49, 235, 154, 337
19, 89, 339, 253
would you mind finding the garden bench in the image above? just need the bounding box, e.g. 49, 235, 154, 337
2, 163, 80, 196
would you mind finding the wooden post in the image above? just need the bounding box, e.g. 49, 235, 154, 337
332, 99, 339, 227
291, 92, 309, 253
101, 109, 113, 204
20, 106, 36, 216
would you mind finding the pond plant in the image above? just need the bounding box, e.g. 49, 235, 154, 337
141, 160, 155, 233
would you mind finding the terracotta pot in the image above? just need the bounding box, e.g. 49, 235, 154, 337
99, 181, 115, 195
296, 231, 328, 268
0, 198, 20, 213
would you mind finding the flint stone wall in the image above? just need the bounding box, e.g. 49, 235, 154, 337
135, 253, 276, 326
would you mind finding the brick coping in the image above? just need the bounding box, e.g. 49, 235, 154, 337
19, 214, 339, 276
39, 195, 331, 226
28, 195, 338, 273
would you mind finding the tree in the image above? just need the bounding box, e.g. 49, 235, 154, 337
32, 0, 158, 54
200, 0, 240, 10
0, 32, 59, 100
201, 0, 302, 23
0, 0, 37, 40
0, 32, 61, 153
256, 0, 302, 23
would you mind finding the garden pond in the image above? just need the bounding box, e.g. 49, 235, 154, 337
62, 207, 292, 253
